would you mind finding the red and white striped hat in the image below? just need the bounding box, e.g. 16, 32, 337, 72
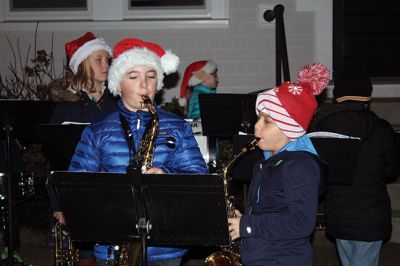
256, 63, 330, 141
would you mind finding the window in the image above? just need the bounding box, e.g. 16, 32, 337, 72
125, 0, 227, 20
333, 0, 400, 80
2, 0, 228, 22
10, 0, 87, 11
130, 0, 204, 8
5, 0, 92, 21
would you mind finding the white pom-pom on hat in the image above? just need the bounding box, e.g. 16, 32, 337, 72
161, 50, 180, 75
178, 97, 187, 107
297, 62, 330, 95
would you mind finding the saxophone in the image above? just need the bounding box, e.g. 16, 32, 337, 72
135, 95, 159, 173
51, 222, 79, 266
204, 138, 258, 266
115, 96, 159, 266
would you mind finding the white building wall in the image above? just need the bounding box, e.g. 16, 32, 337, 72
0, 0, 399, 102
0, 0, 317, 102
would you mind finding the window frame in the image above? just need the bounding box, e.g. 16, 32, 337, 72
124, 0, 228, 20
4, 0, 93, 21
3, 0, 228, 21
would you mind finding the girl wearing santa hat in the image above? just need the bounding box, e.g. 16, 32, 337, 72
228, 63, 330, 266
47, 32, 118, 266
179, 59, 218, 119
69, 38, 207, 266
49, 32, 118, 124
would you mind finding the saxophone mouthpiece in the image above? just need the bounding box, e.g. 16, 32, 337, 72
240, 138, 258, 153
141, 95, 152, 108
142, 95, 152, 104
251, 138, 259, 145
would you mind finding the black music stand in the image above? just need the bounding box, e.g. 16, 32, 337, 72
199, 93, 257, 137
309, 135, 362, 229
264, 4, 291, 86
52, 171, 230, 265
198, 93, 258, 169
309, 136, 361, 186
36, 124, 87, 170
0, 100, 53, 265
229, 135, 361, 186
0, 100, 54, 144
231, 135, 263, 182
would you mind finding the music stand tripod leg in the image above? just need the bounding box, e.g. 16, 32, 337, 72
3, 125, 14, 266
136, 218, 151, 266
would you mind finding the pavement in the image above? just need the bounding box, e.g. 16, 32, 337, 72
1, 228, 399, 266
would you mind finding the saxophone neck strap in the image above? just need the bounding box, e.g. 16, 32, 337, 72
119, 113, 139, 169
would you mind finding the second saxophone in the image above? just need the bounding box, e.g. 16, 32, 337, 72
204, 138, 258, 266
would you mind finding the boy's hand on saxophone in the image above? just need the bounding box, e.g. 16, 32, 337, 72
53, 211, 66, 225
228, 210, 242, 240
144, 167, 165, 174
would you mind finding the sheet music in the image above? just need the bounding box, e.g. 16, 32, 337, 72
61, 121, 90, 125
307, 131, 361, 140
185, 118, 202, 135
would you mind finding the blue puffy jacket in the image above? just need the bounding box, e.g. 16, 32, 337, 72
69, 100, 208, 261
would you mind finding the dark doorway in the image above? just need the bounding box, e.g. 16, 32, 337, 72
333, 0, 400, 81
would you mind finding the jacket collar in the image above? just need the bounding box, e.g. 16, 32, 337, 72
118, 99, 160, 123
263, 134, 318, 160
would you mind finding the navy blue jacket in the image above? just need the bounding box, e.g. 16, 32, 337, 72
47, 88, 118, 212
240, 151, 320, 266
50, 88, 118, 124
69, 100, 208, 261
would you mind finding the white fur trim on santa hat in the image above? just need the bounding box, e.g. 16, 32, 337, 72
188, 59, 217, 86
188, 75, 203, 87
256, 89, 306, 141
202, 59, 217, 74
108, 48, 165, 96
69, 38, 112, 74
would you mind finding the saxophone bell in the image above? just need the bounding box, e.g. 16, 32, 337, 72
51, 222, 79, 266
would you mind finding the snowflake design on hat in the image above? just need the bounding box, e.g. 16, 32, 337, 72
288, 84, 303, 95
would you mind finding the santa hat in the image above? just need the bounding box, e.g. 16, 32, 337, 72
179, 60, 217, 105
65, 32, 112, 74
108, 38, 179, 96
256, 63, 330, 141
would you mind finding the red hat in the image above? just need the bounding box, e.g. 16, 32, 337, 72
180, 60, 218, 99
256, 63, 330, 140
108, 38, 179, 96
65, 32, 112, 74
